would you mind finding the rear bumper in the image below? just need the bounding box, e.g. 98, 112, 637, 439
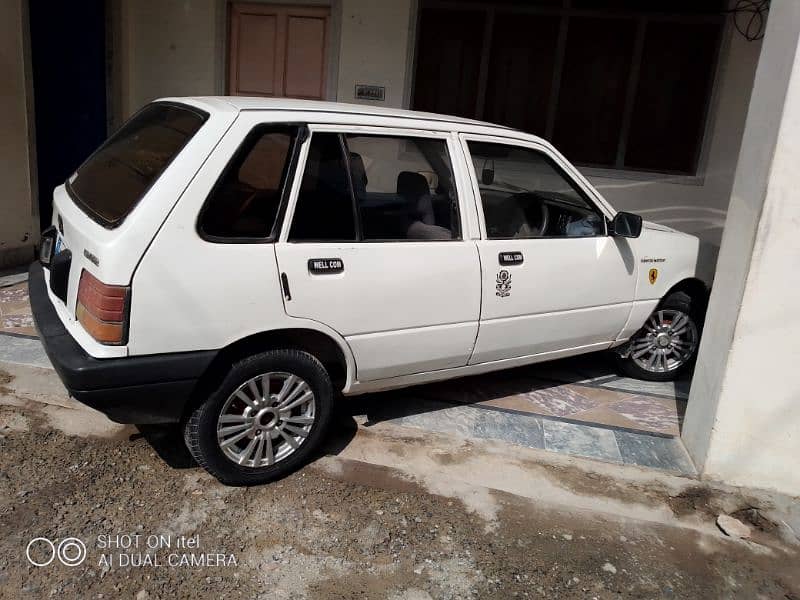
28, 262, 216, 424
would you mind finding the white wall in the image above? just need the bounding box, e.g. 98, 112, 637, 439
0, 0, 36, 268
682, 0, 800, 496
336, 0, 414, 107
118, 0, 219, 118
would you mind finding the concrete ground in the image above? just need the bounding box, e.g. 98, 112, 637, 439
1, 360, 799, 599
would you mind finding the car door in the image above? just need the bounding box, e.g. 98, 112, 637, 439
460, 134, 636, 364
274, 125, 481, 382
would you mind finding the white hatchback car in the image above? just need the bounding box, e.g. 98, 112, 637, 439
31, 98, 707, 485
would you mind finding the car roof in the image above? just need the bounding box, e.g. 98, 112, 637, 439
155, 96, 616, 218
159, 96, 524, 134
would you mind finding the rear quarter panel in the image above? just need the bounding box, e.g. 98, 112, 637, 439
127, 113, 356, 383
47, 101, 237, 358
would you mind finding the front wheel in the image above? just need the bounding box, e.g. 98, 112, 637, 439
184, 349, 333, 486
615, 291, 701, 381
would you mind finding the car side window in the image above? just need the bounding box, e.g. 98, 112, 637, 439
468, 141, 605, 239
345, 134, 460, 241
200, 126, 296, 239
289, 132, 357, 242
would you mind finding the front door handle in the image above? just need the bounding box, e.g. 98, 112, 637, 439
498, 252, 524, 266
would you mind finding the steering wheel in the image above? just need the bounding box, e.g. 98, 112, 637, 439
508, 192, 550, 237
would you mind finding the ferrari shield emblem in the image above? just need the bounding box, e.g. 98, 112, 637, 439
648, 268, 658, 285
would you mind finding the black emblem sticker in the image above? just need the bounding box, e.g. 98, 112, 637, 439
498, 252, 524, 265
308, 258, 344, 274
496, 269, 512, 298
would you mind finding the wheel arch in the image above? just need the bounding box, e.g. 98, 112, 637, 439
183, 327, 354, 423
660, 277, 710, 318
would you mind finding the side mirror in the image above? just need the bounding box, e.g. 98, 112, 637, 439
610, 211, 642, 238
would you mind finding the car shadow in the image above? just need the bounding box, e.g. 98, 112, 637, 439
131, 424, 196, 469
130, 407, 360, 472
339, 351, 691, 434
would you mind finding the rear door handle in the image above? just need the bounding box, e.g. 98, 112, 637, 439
280, 272, 291, 301
498, 252, 524, 266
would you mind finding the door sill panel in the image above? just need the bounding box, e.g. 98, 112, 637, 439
346, 321, 479, 382
344, 341, 611, 395
469, 303, 630, 365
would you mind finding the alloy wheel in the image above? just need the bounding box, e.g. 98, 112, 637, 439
216, 372, 316, 468
630, 309, 698, 373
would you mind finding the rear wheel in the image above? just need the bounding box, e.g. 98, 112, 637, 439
616, 291, 700, 381
184, 349, 333, 486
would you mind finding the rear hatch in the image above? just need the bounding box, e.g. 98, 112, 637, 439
42, 99, 237, 358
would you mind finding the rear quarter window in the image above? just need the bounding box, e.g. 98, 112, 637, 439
67, 103, 208, 227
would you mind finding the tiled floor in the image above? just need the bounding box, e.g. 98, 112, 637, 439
1, 266, 695, 473
345, 391, 695, 474
339, 328, 693, 473
385, 356, 689, 437
0, 269, 35, 338
341, 355, 694, 472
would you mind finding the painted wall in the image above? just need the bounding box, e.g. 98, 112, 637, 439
682, 0, 800, 497
116, 0, 344, 121
116, 0, 414, 114
117, 0, 219, 118
336, 0, 413, 107
0, 0, 36, 268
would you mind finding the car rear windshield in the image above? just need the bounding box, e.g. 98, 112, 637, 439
67, 103, 208, 227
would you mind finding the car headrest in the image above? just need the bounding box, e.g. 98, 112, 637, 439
397, 171, 429, 200
349, 153, 367, 193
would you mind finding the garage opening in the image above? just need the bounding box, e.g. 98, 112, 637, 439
29, 0, 109, 231
412, 0, 724, 175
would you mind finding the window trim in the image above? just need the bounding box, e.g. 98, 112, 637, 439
195, 123, 307, 244
285, 131, 359, 243
66, 101, 209, 229
412, 1, 726, 177
459, 133, 612, 241
281, 125, 467, 244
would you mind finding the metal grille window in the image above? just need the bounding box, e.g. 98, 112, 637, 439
412, 0, 725, 175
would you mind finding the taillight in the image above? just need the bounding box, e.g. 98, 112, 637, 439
76, 270, 130, 345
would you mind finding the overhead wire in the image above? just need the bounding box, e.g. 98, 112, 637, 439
724, 0, 770, 41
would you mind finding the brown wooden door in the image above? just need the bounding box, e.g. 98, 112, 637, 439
228, 3, 329, 100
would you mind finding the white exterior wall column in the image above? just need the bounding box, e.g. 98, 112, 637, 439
682, 0, 800, 496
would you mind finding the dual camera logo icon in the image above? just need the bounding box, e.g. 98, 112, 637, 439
26, 537, 87, 567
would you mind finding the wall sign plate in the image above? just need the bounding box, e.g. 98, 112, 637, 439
354, 84, 385, 101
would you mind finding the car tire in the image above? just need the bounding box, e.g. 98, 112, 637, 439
183, 349, 333, 486
615, 291, 701, 382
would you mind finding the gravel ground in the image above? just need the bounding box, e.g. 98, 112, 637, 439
0, 371, 799, 599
